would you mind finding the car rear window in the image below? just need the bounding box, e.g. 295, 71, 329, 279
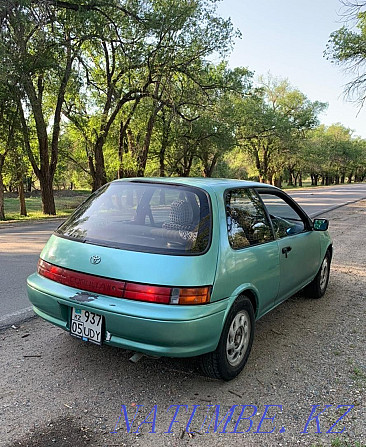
56, 181, 212, 255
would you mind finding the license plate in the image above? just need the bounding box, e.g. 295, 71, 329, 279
70, 308, 103, 345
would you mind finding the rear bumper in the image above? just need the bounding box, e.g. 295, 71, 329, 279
27, 273, 227, 357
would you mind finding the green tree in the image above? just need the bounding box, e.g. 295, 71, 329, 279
238, 76, 326, 185
303, 124, 366, 185
0, 0, 142, 210
325, 2, 366, 105
1, 0, 80, 213
0, 84, 21, 220
63, 0, 237, 188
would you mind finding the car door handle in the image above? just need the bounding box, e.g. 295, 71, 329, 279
282, 246, 292, 258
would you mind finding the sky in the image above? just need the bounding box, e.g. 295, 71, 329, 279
216, 0, 366, 138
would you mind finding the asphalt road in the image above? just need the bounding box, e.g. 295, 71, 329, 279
1, 183, 366, 329
0, 220, 64, 327
287, 183, 366, 217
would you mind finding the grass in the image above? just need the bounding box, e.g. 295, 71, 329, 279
281, 179, 351, 190
352, 366, 366, 384
1, 190, 91, 222
281, 179, 314, 190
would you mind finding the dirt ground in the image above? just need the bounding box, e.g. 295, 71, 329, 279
0, 201, 365, 447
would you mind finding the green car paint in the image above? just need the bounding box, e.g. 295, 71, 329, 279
27, 178, 332, 365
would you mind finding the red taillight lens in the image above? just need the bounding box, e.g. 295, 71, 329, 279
38, 259, 125, 298
38, 259, 210, 305
124, 282, 172, 304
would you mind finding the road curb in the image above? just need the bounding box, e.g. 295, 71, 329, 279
0, 306, 36, 331
309, 196, 366, 217
0, 217, 65, 229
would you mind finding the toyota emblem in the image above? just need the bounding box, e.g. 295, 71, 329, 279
90, 255, 101, 265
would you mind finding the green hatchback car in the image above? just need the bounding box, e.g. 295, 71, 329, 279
27, 178, 332, 380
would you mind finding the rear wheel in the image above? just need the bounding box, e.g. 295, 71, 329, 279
199, 296, 254, 381
304, 250, 331, 298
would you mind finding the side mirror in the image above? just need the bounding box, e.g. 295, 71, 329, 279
313, 218, 329, 231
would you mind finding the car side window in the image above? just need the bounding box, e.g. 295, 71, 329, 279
258, 192, 306, 238
226, 188, 274, 249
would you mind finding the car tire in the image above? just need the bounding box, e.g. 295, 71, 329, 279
199, 296, 255, 381
304, 250, 331, 299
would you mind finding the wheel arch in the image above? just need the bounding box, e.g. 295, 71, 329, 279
327, 243, 333, 260
223, 285, 259, 325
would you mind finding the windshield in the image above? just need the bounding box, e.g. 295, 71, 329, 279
56, 181, 212, 255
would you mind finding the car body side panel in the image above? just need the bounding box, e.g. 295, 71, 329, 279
319, 231, 332, 258
211, 189, 281, 320
276, 231, 320, 303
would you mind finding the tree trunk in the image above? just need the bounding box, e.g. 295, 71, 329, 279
137, 100, 162, 177
203, 153, 219, 178
159, 148, 166, 177
19, 36, 73, 214
274, 176, 282, 188
0, 172, 5, 221
179, 148, 194, 177
39, 173, 56, 215
118, 120, 126, 179
117, 100, 140, 179
253, 147, 265, 182
0, 151, 7, 220
262, 147, 269, 183
354, 171, 361, 182
287, 169, 294, 186
293, 172, 299, 187
93, 137, 108, 191
18, 91, 56, 214
18, 180, 27, 216
183, 155, 194, 177
159, 125, 170, 178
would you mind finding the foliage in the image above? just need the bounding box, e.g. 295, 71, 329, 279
236, 75, 327, 185
0, 0, 365, 221
325, 3, 366, 106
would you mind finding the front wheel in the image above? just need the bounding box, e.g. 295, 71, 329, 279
304, 250, 331, 299
199, 296, 255, 381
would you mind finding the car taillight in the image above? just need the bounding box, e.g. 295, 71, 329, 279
124, 282, 172, 304
38, 259, 125, 298
38, 259, 211, 305
171, 287, 211, 305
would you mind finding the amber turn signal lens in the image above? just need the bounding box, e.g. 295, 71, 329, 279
177, 287, 211, 305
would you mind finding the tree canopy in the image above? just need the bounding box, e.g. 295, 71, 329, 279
325, 1, 366, 106
0, 0, 365, 220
